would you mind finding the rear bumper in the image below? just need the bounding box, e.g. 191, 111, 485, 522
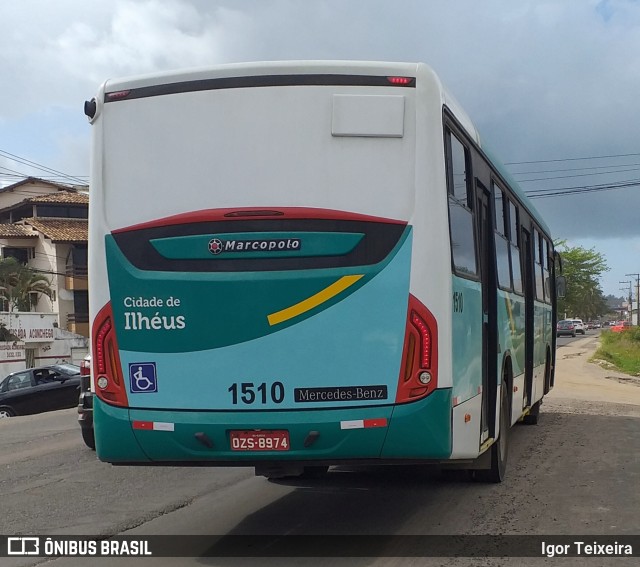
94, 389, 452, 465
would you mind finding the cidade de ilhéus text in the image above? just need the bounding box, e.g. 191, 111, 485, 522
122, 296, 186, 331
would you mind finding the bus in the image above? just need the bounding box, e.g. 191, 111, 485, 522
84, 61, 563, 482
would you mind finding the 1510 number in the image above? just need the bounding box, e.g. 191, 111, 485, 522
228, 382, 285, 405
453, 291, 464, 313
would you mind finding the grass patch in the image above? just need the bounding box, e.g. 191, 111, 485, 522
593, 328, 640, 376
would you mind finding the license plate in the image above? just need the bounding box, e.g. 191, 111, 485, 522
230, 430, 290, 452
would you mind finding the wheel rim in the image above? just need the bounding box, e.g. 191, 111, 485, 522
0, 409, 12, 418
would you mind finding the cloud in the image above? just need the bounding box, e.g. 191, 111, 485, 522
0, 0, 252, 117
2, 0, 640, 290
51, 0, 233, 81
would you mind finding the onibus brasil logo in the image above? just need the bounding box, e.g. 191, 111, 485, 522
208, 237, 301, 255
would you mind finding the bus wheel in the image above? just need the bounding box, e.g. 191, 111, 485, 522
522, 400, 540, 425
473, 384, 510, 483
81, 426, 96, 450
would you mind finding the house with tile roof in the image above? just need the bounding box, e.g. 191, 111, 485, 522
0, 178, 89, 369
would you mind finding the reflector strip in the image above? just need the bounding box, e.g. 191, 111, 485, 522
340, 418, 388, 430
267, 274, 363, 326
132, 421, 175, 431
363, 418, 388, 428
153, 422, 175, 431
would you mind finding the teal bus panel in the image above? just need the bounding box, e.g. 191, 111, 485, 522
94, 389, 453, 463
451, 276, 482, 403
106, 230, 414, 412
496, 290, 525, 379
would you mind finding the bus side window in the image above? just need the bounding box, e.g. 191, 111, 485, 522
544, 240, 551, 302
534, 229, 545, 301
508, 200, 523, 293
492, 182, 511, 290
446, 130, 477, 276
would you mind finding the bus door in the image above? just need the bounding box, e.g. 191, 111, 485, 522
521, 228, 534, 407
476, 183, 497, 442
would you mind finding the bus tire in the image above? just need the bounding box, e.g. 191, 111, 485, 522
522, 400, 540, 425
543, 348, 552, 393
473, 383, 510, 483
81, 426, 96, 450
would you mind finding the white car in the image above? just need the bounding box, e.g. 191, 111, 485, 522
571, 319, 586, 335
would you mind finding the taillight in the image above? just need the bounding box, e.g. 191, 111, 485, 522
387, 76, 415, 86
106, 90, 131, 101
92, 303, 128, 407
396, 294, 438, 403
80, 357, 91, 376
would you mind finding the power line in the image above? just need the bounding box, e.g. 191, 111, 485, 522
0, 172, 89, 181
0, 149, 87, 185
505, 152, 640, 166
526, 179, 640, 199
510, 162, 640, 176
515, 166, 640, 183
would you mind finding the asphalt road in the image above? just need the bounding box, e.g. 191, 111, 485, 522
555, 327, 598, 347
2, 332, 640, 567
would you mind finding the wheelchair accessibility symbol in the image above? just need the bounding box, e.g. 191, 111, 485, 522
129, 362, 158, 393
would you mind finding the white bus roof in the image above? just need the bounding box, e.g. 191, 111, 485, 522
97, 60, 547, 235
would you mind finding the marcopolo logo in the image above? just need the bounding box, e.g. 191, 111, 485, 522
208, 237, 301, 255
208, 238, 224, 255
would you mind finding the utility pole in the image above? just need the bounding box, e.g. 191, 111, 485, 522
626, 273, 640, 325
620, 280, 632, 322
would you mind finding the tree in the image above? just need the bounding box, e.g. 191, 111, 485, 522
0, 257, 53, 312
0, 323, 18, 341
555, 241, 609, 320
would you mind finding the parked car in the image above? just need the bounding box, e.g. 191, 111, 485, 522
77, 354, 95, 450
571, 319, 586, 335
557, 320, 577, 338
611, 321, 632, 333
0, 364, 81, 418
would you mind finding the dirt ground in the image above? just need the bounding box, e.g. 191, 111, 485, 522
545, 332, 640, 416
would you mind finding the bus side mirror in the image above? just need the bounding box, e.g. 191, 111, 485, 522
556, 275, 567, 299
84, 98, 97, 119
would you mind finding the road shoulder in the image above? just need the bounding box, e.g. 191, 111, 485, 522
546, 333, 640, 414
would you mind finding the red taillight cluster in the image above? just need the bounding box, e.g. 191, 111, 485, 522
92, 303, 128, 407
95, 317, 112, 375
396, 294, 438, 403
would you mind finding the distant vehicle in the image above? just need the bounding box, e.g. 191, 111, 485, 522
77, 354, 95, 449
571, 319, 586, 335
557, 320, 577, 338
0, 364, 81, 418
611, 321, 632, 333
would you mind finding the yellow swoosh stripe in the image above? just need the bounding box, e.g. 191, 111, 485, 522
267, 275, 364, 326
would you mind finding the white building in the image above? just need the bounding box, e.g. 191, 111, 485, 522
0, 177, 89, 374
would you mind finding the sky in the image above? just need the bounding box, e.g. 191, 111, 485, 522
1, 0, 639, 297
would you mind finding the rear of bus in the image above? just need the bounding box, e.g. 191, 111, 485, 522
86, 61, 453, 473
